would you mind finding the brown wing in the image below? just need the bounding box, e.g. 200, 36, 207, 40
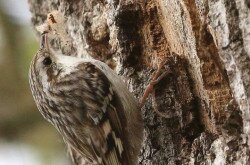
67, 143, 95, 165
75, 63, 131, 165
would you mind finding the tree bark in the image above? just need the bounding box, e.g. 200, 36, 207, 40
28, 0, 250, 164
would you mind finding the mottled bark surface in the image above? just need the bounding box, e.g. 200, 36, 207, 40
28, 0, 249, 164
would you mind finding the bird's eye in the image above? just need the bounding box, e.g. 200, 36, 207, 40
43, 57, 52, 66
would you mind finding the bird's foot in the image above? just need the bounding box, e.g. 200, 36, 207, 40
139, 59, 171, 109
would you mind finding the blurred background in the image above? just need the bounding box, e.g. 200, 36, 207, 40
0, 0, 71, 164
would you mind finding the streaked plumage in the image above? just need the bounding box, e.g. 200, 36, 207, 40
29, 48, 143, 165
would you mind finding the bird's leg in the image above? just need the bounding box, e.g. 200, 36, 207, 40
140, 60, 175, 118
139, 60, 170, 108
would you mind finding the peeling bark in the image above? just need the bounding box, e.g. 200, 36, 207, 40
28, 0, 249, 164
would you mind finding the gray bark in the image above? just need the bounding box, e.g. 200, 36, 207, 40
28, 0, 250, 164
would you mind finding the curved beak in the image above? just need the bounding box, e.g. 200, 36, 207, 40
40, 32, 49, 50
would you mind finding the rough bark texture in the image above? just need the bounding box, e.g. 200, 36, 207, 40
28, 0, 249, 164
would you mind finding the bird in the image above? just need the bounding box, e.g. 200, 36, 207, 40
29, 33, 143, 165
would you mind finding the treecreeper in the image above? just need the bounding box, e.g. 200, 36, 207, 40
29, 11, 143, 165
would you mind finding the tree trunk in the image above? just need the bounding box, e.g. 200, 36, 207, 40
28, 0, 250, 164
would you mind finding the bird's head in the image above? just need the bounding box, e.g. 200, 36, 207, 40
29, 34, 81, 91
